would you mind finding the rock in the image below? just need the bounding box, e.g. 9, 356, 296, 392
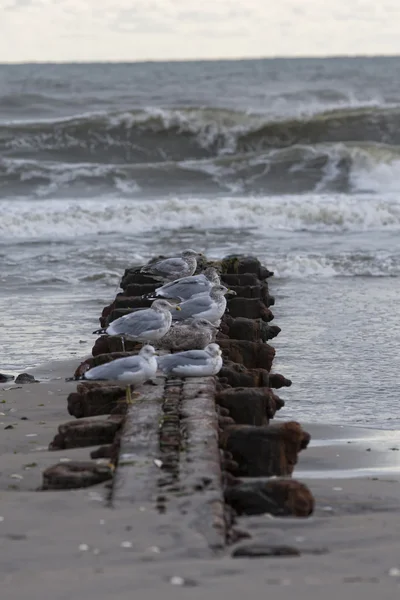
218, 339, 275, 371
220, 316, 281, 342
216, 388, 284, 426
120, 268, 161, 289
67, 383, 127, 418
42, 461, 113, 490
225, 478, 315, 517
218, 361, 270, 388
221, 255, 273, 279
220, 422, 311, 477
227, 298, 274, 321
232, 543, 300, 558
100, 300, 116, 327
91, 336, 142, 357
49, 416, 123, 450
221, 273, 261, 286
123, 283, 159, 297
90, 445, 113, 459
113, 295, 153, 310
15, 373, 38, 384
0, 373, 14, 383
218, 415, 236, 429
269, 373, 292, 389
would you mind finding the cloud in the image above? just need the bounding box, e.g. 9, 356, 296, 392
1, 0, 400, 61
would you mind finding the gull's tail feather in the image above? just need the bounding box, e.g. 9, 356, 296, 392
93, 328, 107, 335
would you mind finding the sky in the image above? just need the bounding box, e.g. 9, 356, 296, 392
2, 0, 400, 62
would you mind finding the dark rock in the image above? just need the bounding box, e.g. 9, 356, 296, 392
220, 422, 311, 477
218, 361, 270, 388
220, 315, 281, 342
100, 300, 116, 327
219, 339, 275, 371
0, 373, 14, 383
15, 373, 38, 384
221, 255, 273, 279
221, 273, 261, 286
225, 478, 315, 517
113, 295, 153, 310
67, 382, 127, 418
90, 445, 113, 459
232, 543, 300, 558
227, 298, 274, 321
124, 283, 159, 297
91, 336, 142, 357
120, 268, 161, 289
218, 415, 236, 429
269, 373, 292, 389
49, 416, 123, 450
216, 387, 283, 426
42, 461, 113, 490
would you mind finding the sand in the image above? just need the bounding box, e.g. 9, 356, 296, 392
1, 359, 400, 599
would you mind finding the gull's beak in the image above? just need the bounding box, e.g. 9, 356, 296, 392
175, 305, 182, 311
226, 289, 237, 296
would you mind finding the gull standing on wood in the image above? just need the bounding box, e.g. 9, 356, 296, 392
81, 345, 158, 405
93, 299, 181, 351
144, 267, 220, 301
140, 249, 203, 282
157, 343, 223, 377
171, 285, 235, 324
155, 317, 218, 352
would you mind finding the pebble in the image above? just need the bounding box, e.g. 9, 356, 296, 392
79, 544, 89, 552
121, 541, 132, 548
170, 576, 185, 586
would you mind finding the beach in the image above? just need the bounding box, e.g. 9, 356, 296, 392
2, 357, 400, 598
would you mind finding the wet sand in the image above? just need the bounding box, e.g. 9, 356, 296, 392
2, 359, 400, 599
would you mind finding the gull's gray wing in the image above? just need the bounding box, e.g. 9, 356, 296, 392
155, 278, 210, 300
107, 309, 165, 337
157, 350, 210, 371
173, 293, 213, 320
85, 356, 143, 380
146, 257, 187, 277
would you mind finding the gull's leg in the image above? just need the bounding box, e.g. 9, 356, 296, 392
121, 336, 126, 352
126, 385, 132, 405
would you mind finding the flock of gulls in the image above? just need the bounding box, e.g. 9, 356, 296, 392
82, 250, 235, 405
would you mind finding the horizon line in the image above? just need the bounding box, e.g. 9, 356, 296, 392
1, 53, 400, 65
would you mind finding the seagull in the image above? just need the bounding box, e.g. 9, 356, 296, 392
140, 249, 203, 281
144, 267, 220, 302
157, 343, 223, 377
93, 299, 181, 351
155, 317, 219, 352
81, 345, 158, 405
171, 285, 235, 324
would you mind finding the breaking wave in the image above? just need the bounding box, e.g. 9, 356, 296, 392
2, 141, 400, 197
2, 104, 400, 163
2, 193, 400, 241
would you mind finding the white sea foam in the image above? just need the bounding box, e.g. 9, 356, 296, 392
3, 192, 400, 242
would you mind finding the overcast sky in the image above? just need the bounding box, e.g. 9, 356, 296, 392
1, 0, 400, 62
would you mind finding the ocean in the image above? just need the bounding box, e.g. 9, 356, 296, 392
1, 57, 400, 428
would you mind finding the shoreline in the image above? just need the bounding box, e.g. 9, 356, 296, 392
2, 356, 400, 484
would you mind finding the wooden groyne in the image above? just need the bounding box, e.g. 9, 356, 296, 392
43, 254, 314, 554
